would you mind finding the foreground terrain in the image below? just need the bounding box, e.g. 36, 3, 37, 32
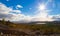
0, 20, 60, 36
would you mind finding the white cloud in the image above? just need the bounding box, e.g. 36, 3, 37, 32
0, 3, 21, 14
0, 3, 33, 22
16, 5, 23, 9
6, 0, 9, 1
29, 8, 32, 10
11, 10, 21, 14
0, 3, 11, 14
52, 15, 60, 21
0, 3, 24, 21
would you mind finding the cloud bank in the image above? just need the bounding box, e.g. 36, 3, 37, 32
0, 3, 32, 22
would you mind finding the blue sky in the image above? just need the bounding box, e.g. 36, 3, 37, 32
0, 0, 37, 15
0, 0, 60, 22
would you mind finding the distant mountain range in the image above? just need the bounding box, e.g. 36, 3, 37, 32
13, 21, 60, 24
28, 21, 60, 24
0, 19, 60, 24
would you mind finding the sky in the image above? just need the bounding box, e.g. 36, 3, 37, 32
0, 0, 60, 23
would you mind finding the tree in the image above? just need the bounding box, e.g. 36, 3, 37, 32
2, 18, 6, 25
6, 20, 10, 26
